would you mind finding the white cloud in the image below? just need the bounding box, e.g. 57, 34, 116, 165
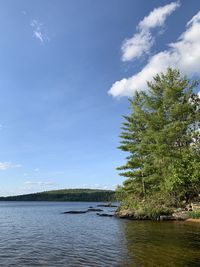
81, 184, 117, 190
0, 162, 21, 170
122, 1, 180, 62
31, 19, 49, 44
139, 1, 180, 29
24, 181, 56, 186
90, 184, 117, 190
34, 168, 39, 172
109, 10, 200, 97
122, 31, 153, 61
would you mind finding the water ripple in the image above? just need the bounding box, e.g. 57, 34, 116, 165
0, 202, 199, 266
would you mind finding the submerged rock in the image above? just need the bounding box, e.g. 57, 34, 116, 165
97, 203, 118, 208
62, 208, 103, 214
62, 210, 87, 214
159, 215, 176, 221
97, 213, 114, 217
87, 208, 103, 212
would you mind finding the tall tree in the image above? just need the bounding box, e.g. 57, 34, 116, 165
117, 93, 147, 203
118, 68, 200, 208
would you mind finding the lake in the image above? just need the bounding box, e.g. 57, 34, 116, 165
0, 201, 199, 266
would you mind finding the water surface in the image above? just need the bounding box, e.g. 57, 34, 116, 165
0, 201, 199, 266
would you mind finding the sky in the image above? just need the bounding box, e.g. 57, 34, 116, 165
0, 0, 199, 196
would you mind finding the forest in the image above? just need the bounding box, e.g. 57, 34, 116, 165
0, 188, 116, 202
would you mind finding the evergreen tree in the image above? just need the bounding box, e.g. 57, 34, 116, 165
118, 68, 200, 209
117, 92, 147, 203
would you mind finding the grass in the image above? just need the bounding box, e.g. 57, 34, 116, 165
187, 209, 200, 219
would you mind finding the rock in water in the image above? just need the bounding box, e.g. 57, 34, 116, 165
97, 203, 118, 208
87, 208, 103, 212
159, 215, 175, 221
62, 210, 87, 214
96, 213, 114, 217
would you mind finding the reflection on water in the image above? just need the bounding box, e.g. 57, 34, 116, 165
0, 202, 199, 266
124, 220, 200, 267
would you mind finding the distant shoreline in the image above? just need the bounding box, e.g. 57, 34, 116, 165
0, 188, 116, 202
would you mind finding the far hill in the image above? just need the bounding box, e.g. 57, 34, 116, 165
0, 188, 116, 202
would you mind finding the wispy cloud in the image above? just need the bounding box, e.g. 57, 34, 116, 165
24, 181, 56, 186
122, 1, 180, 62
0, 162, 22, 170
0, 124, 7, 129
109, 10, 200, 97
30, 19, 49, 44
81, 183, 117, 190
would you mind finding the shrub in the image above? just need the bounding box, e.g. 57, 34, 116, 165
187, 209, 200, 219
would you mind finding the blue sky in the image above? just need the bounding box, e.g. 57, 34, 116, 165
0, 0, 199, 196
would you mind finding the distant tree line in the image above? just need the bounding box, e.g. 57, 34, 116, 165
0, 189, 116, 202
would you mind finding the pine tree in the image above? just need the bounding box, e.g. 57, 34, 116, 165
117, 92, 147, 203
117, 68, 200, 208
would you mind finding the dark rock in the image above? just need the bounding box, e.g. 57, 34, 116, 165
97, 203, 118, 208
62, 210, 87, 214
159, 215, 176, 221
137, 215, 150, 220
89, 206, 93, 209
87, 208, 103, 212
97, 213, 114, 217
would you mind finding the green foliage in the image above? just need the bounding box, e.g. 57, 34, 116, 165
117, 68, 200, 211
187, 209, 200, 219
0, 189, 116, 202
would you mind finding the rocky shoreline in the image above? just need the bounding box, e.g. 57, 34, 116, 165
114, 209, 185, 221
62, 202, 200, 222
114, 202, 200, 221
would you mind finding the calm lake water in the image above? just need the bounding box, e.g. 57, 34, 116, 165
0, 202, 199, 267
